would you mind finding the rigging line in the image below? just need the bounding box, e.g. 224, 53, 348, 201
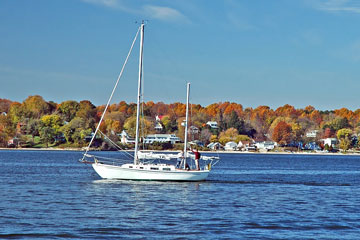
98, 130, 133, 159
82, 26, 141, 161
140, 59, 145, 150
87, 154, 129, 162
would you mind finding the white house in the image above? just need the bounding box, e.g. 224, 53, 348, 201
144, 134, 180, 144
255, 141, 276, 150
238, 140, 251, 149
321, 138, 337, 147
119, 130, 136, 144
224, 141, 238, 151
206, 121, 218, 129
306, 130, 319, 138
189, 126, 200, 134
154, 122, 163, 131
207, 142, 223, 150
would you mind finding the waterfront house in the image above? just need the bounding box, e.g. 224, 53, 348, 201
255, 141, 277, 150
304, 142, 321, 151
206, 121, 218, 129
306, 130, 319, 138
189, 140, 204, 147
144, 134, 180, 144
189, 126, 200, 134
119, 130, 136, 145
154, 122, 163, 132
321, 138, 338, 147
207, 142, 223, 150
224, 141, 238, 151
238, 140, 251, 150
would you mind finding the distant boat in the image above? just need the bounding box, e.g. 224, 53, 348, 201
81, 22, 219, 181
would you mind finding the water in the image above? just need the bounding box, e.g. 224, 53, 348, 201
1, 150, 360, 239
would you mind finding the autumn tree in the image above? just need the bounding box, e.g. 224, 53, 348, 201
22, 95, 51, 119
272, 121, 293, 145
0, 114, 15, 146
8, 102, 24, 124
0, 98, 12, 113
218, 128, 249, 145
123, 116, 154, 137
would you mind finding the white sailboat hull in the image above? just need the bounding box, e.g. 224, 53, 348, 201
92, 163, 210, 181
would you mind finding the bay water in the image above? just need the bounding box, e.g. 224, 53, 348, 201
1, 150, 360, 239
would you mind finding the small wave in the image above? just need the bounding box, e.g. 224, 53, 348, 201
209, 180, 351, 186
244, 222, 292, 230
0, 233, 78, 239
324, 225, 353, 230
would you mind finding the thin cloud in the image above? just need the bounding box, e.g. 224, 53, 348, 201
80, 0, 190, 23
143, 5, 190, 23
315, 0, 360, 13
81, 0, 120, 8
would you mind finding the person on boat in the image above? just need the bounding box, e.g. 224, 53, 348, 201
191, 147, 201, 170
176, 150, 183, 168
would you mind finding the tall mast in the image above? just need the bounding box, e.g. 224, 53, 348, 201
183, 82, 190, 169
134, 22, 145, 165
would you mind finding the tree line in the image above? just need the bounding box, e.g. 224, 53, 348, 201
0, 95, 359, 151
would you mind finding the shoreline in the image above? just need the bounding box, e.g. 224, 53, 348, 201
1, 147, 360, 156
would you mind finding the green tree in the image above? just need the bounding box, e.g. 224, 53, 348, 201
26, 119, 41, 142
161, 116, 177, 133
337, 128, 353, 151
227, 111, 245, 134
322, 117, 350, 132
58, 100, 79, 122
39, 126, 55, 147
60, 117, 86, 143
41, 114, 63, 133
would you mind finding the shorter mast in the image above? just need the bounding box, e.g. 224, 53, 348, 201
183, 83, 190, 169
134, 22, 145, 165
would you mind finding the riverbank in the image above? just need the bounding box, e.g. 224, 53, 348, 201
1, 147, 360, 156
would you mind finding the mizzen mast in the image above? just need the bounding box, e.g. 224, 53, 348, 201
183, 83, 190, 169
134, 22, 145, 165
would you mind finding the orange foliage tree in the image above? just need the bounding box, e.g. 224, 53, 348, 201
272, 121, 293, 145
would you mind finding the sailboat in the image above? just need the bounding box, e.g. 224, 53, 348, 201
81, 22, 219, 181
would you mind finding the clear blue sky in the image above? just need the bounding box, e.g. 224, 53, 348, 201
1, 0, 360, 110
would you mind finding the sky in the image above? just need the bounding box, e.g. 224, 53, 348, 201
1, 0, 360, 110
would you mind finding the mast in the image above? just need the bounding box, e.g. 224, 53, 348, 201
134, 22, 145, 165
183, 82, 190, 169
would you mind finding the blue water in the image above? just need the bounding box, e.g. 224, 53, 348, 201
1, 150, 360, 239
